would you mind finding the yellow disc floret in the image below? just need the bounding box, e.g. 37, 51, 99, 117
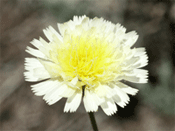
49, 28, 125, 88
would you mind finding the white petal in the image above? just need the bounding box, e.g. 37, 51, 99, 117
73, 15, 86, 25
58, 21, 74, 36
31, 80, 60, 96
30, 39, 43, 49
133, 54, 148, 68
124, 56, 140, 68
112, 94, 121, 104
90, 17, 104, 29
64, 89, 82, 112
100, 98, 117, 116
73, 15, 87, 25
105, 21, 115, 34
39, 59, 61, 78
58, 15, 87, 36
57, 23, 68, 36
43, 28, 53, 42
42, 81, 63, 102
91, 92, 105, 106
124, 31, 138, 47
115, 23, 126, 33
24, 58, 50, 81
33, 67, 50, 79
47, 84, 68, 105
138, 55, 148, 68
47, 96, 62, 105
134, 47, 146, 56
95, 84, 114, 98
26, 46, 45, 58
124, 75, 148, 83
114, 23, 126, 40
112, 85, 130, 108
33, 37, 50, 58
73, 16, 79, 24
60, 87, 75, 98
80, 17, 89, 31
123, 68, 148, 83
48, 26, 63, 42
39, 37, 49, 47
116, 82, 138, 95
83, 89, 98, 112
134, 69, 148, 78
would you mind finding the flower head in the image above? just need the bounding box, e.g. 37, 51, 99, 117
24, 15, 148, 115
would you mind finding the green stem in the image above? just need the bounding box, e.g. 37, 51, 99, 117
88, 112, 98, 131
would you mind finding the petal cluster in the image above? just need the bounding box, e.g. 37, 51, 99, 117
24, 15, 148, 116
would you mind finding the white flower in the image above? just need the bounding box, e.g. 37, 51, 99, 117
24, 15, 148, 116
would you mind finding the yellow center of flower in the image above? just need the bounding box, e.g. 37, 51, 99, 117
49, 29, 125, 87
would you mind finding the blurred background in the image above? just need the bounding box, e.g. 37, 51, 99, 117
0, 0, 174, 130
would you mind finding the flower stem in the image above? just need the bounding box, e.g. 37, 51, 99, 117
88, 112, 98, 131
